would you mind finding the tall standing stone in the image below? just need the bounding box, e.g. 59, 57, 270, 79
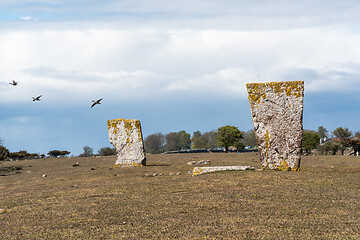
246, 81, 304, 171
107, 118, 146, 167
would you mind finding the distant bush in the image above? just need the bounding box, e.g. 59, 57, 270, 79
78, 146, 94, 157
98, 147, 116, 156
48, 150, 71, 158
8, 151, 39, 161
0, 145, 10, 165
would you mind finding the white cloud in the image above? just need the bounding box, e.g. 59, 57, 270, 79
20, 16, 32, 21
1, 26, 360, 106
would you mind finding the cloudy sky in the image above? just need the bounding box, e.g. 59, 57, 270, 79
1, 0, 360, 155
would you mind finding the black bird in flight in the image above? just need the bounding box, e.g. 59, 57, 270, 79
91, 98, 103, 108
32, 95, 42, 101
9, 80, 18, 86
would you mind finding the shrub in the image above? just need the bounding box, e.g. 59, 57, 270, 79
0, 145, 10, 166
98, 147, 116, 156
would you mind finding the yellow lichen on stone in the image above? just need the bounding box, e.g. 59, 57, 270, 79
277, 158, 300, 171
134, 120, 143, 141
246, 81, 304, 105
246, 83, 267, 105
114, 162, 144, 168
193, 167, 203, 176
277, 158, 290, 171
264, 130, 271, 158
107, 120, 119, 134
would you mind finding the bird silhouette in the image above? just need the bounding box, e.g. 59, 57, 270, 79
9, 80, 18, 86
32, 95, 42, 101
91, 98, 103, 108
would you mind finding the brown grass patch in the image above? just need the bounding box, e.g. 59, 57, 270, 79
1, 153, 359, 239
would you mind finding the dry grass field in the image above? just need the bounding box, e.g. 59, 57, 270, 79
1, 152, 359, 239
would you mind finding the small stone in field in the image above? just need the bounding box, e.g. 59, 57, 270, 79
0, 209, 5, 214
90, 167, 95, 170
176, 172, 181, 175
169, 172, 175, 176
159, 173, 164, 176
42, 174, 47, 178
72, 162, 79, 167
152, 173, 158, 177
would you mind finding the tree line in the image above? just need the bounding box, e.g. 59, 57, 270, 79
302, 126, 360, 155
144, 125, 257, 154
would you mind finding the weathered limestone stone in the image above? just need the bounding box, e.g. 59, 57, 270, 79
193, 166, 254, 176
246, 81, 304, 171
107, 118, 146, 167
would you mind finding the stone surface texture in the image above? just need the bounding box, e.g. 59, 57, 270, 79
107, 118, 146, 167
193, 166, 253, 176
246, 81, 304, 171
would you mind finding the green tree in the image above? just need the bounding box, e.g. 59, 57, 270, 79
59, 151, 71, 157
9, 151, 38, 160
191, 131, 207, 149
48, 150, 70, 158
0, 145, 10, 167
216, 125, 244, 153
164, 131, 191, 151
332, 127, 352, 140
178, 131, 191, 150
330, 142, 341, 155
48, 150, 61, 158
302, 130, 320, 154
144, 133, 165, 154
354, 131, 360, 139
317, 126, 328, 139
317, 142, 330, 155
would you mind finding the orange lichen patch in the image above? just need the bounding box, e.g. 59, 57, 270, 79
246, 81, 304, 105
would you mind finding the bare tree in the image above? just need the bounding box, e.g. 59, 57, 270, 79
144, 133, 165, 154
79, 146, 94, 157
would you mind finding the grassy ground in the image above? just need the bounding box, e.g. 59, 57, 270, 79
0, 153, 359, 239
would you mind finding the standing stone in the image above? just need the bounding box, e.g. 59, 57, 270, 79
107, 118, 146, 167
246, 81, 304, 171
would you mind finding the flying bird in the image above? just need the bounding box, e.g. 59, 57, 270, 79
9, 80, 18, 86
32, 95, 42, 101
91, 98, 103, 108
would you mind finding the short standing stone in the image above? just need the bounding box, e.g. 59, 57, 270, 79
107, 118, 146, 167
246, 81, 304, 171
